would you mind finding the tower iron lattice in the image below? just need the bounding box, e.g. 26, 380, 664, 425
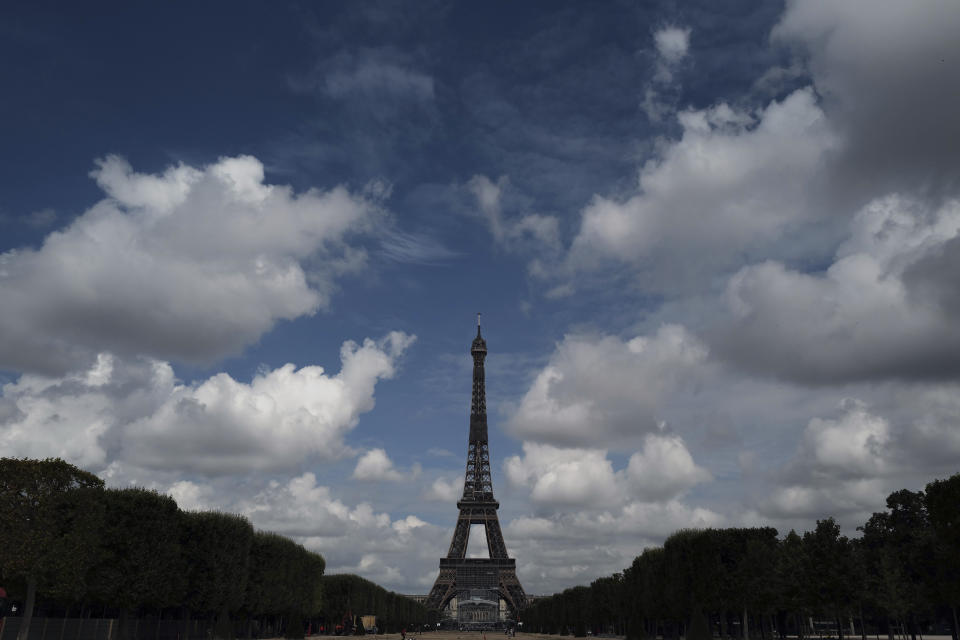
424, 319, 527, 617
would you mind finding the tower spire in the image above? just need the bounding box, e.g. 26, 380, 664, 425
467, 314, 490, 498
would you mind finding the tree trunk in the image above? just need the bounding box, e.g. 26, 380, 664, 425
838, 616, 845, 640
951, 606, 959, 640
16, 573, 38, 640
743, 609, 749, 640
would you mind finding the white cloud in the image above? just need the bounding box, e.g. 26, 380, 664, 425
762, 479, 887, 523
774, 0, 960, 196
570, 88, 837, 289
642, 26, 692, 121
802, 400, 891, 476
504, 499, 723, 590
228, 472, 449, 591
504, 435, 709, 510
0, 332, 414, 476
167, 480, 214, 512
353, 448, 405, 482
0, 155, 376, 374
616, 500, 724, 538
507, 325, 706, 448
653, 26, 691, 66
423, 476, 461, 502
626, 433, 712, 501
0, 358, 119, 469
717, 195, 960, 382
755, 400, 901, 523
505, 443, 622, 508
240, 472, 390, 537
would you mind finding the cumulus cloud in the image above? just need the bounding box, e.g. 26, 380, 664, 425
0, 332, 414, 476
423, 476, 460, 502
499, 439, 721, 588
241, 472, 390, 537
716, 195, 960, 382
0, 354, 122, 469
774, 0, 960, 198
229, 472, 448, 590
167, 480, 215, 512
571, 88, 837, 288
353, 448, 407, 482
753, 397, 945, 526
504, 498, 722, 589
505, 435, 708, 510
505, 443, 622, 508
0, 155, 377, 374
507, 325, 706, 448
800, 400, 891, 477
626, 433, 712, 501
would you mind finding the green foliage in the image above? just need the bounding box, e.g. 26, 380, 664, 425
0, 456, 105, 639
181, 510, 255, 615
0, 457, 331, 640
926, 474, 960, 610
87, 487, 186, 610
521, 487, 959, 640
319, 574, 426, 634
5, 456, 960, 640
0, 457, 105, 588
245, 531, 325, 620
801, 518, 858, 621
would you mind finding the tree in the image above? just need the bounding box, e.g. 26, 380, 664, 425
776, 531, 808, 640
587, 573, 625, 635
181, 510, 255, 638
925, 474, 960, 640
318, 575, 423, 636
802, 519, 857, 640
0, 458, 104, 640
859, 490, 936, 640
87, 488, 186, 639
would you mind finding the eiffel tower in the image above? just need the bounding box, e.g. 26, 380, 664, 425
425, 317, 527, 618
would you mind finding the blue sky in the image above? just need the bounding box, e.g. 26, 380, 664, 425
3, 0, 960, 594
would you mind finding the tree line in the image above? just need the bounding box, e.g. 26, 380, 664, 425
318, 575, 429, 634
0, 458, 424, 640
520, 472, 960, 640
